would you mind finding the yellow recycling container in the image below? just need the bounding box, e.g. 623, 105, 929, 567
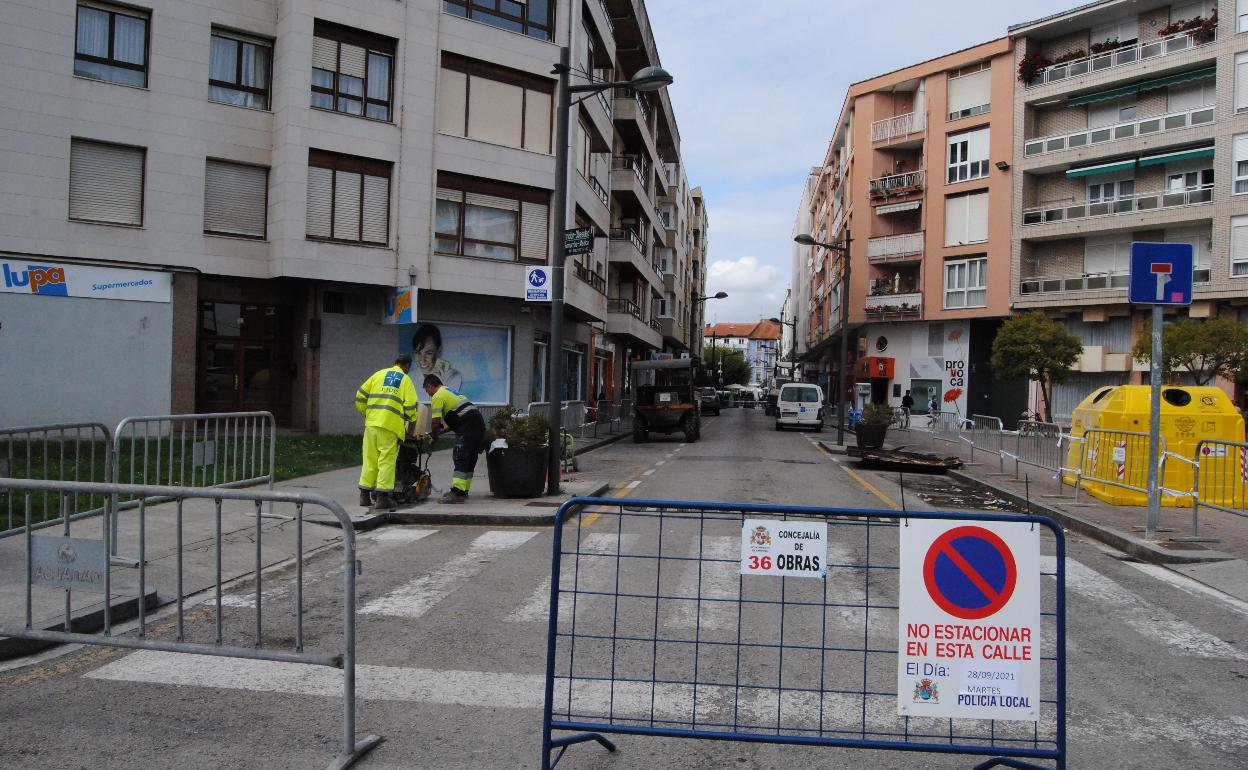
1062, 385, 1245, 506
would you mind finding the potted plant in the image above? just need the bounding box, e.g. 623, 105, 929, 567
855, 403, 895, 450
1089, 38, 1120, 55
1017, 53, 1052, 83
484, 406, 550, 498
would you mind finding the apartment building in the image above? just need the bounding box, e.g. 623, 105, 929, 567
1011, 0, 1247, 420
789, 169, 819, 378
800, 38, 1026, 420
703, 320, 781, 388
0, 0, 706, 430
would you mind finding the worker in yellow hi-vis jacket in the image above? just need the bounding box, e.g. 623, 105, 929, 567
355, 354, 419, 511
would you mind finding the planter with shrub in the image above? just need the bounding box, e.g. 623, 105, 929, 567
484, 407, 550, 498
855, 403, 895, 450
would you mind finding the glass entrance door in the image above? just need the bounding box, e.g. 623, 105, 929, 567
197, 301, 291, 421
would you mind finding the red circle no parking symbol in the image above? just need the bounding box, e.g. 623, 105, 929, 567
922, 526, 1017, 620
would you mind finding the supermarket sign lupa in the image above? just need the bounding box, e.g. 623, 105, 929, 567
1, 258, 170, 303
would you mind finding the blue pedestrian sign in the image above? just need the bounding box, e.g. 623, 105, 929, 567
525, 267, 551, 302
1128, 242, 1193, 306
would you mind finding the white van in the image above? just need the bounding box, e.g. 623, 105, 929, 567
775, 383, 824, 431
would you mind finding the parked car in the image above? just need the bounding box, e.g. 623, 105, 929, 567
699, 386, 721, 415
775, 383, 824, 431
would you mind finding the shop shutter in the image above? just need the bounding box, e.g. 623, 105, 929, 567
520, 201, 549, 261
305, 165, 333, 238
69, 139, 144, 225
361, 173, 389, 244
204, 159, 267, 237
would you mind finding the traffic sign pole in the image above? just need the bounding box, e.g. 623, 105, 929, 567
1145, 304, 1163, 539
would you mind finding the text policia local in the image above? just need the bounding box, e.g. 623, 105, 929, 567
904, 622, 1033, 661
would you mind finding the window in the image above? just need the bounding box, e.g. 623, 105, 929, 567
1089, 17, 1138, 49
1237, 53, 1248, 113
1084, 235, 1131, 274
1235, 134, 1248, 194
434, 172, 549, 262
947, 63, 990, 120
944, 191, 988, 246
74, 2, 148, 87
305, 150, 391, 245
1232, 216, 1248, 277
944, 257, 986, 309
1165, 166, 1213, 192
946, 127, 989, 183
442, 0, 553, 41
1241, 9, 1248, 33
204, 159, 268, 238
311, 21, 395, 121
69, 138, 144, 226
436, 54, 553, 153
209, 31, 271, 109
1168, 79, 1215, 112
1088, 97, 1136, 127
1087, 177, 1135, 202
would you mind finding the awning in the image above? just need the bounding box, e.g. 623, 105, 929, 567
1065, 159, 1136, 178
1067, 83, 1139, 106
1137, 66, 1217, 93
1138, 147, 1215, 167
875, 200, 922, 214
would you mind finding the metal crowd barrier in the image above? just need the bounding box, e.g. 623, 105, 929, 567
541, 497, 1066, 770
0, 477, 382, 770
926, 410, 966, 446
1191, 439, 1248, 529
1005, 421, 1067, 479
1, 422, 112, 539
1067, 429, 1164, 504
969, 414, 1006, 471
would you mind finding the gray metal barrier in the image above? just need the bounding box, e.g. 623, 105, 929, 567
1068, 428, 1164, 504
1191, 439, 1248, 527
1006, 420, 1067, 479
1, 422, 113, 539
0, 477, 382, 769
925, 410, 966, 446
969, 414, 1006, 471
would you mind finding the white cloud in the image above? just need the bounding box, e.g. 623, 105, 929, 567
705, 256, 786, 323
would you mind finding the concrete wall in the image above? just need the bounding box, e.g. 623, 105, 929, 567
0, 293, 171, 426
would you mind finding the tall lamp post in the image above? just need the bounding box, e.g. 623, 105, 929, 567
546, 49, 673, 494
693, 292, 727, 384
768, 315, 797, 385
794, 231, 852, 446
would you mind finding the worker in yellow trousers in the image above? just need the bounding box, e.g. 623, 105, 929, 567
356, 354, 419, 511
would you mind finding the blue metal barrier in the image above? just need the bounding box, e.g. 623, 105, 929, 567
541, 498, 1066, 770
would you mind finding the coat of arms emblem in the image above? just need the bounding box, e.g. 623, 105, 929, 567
749, 526, 771, 547
913, 678, 939, 703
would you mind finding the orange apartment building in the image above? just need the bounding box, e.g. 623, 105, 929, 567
802, 37, 1028, 420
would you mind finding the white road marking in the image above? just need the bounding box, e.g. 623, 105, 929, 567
365, 528, 439, 544
506, 534, 635, 623
362, 531, 537, 618
655, 460, 666, 466
1120, 561, 1248, 617
1041, 556, 1248, 661
665, 453, 675, 459
642, 469, 656, 476
626, 480, 642, 489
667, 536, 740, 631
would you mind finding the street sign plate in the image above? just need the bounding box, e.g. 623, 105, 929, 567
1128, 242, 1193, 305
564, 227, 594, 256
525, 267, 551, 302
740, 518, 828, 579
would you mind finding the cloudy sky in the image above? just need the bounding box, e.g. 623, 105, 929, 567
645, 0, 1077, 325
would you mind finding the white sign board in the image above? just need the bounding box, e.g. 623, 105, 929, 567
740, 519, 828, 579
1, 258, 171, 303
897, 519, 1040, 721
526, 267, 551, 302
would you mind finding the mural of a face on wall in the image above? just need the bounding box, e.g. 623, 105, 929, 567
399, 322, 511, 404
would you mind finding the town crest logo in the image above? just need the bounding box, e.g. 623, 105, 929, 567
749, 526, 771, 548
913, 679, 939, 703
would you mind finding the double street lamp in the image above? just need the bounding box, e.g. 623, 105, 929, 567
794, 231, 852, 446
546, 49, 673, 494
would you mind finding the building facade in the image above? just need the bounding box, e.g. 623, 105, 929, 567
0, 0, 707, 429
703, 320, 781, 388
1011, 0, 1247, 421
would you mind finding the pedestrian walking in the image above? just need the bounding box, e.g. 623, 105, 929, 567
424, 374, 486, 504
356, 354, 419, 512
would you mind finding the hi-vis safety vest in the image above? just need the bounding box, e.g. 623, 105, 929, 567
356, 366, 418, 438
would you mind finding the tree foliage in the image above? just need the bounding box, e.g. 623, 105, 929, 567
705, 348, 751, 387
1132, 316, 1248, 386
990, 312, 1083, 422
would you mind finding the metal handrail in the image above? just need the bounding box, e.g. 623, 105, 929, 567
1024, 106, 1216, 158
609, 227, 646, 254
869, 170, 924, 196
1022, 184, 1213, 226
867, 231, 924, 259
1024, 27, 1219, 89
607, 298, 642, 319
870, 111, 926, 142
573, 262, 607, 294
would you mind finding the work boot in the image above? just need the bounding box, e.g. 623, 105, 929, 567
359, 489, 373, 508
373, 492, 398, 512
438, 489, 467, 505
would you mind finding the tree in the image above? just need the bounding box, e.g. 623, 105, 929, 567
1132, 316, 1248, 386
705, 348, 751, 387
990, 312, 1083, 423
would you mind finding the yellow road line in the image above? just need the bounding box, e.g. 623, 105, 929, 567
841, 464, 901, 511
580, 486, 633, 527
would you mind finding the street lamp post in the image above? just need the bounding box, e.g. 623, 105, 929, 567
768, 315, 798, 385
794, 230, 852, 446
546, 49, 673, 494
692, 292, 727, 386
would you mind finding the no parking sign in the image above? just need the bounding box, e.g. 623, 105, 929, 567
897, 519, 1040, 721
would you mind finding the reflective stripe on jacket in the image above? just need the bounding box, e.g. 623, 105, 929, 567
356, 366, 418, 438
430, 385, 475, 431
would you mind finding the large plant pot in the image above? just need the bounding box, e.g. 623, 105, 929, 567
486, 446, 547, 498
855, 424, 888, 450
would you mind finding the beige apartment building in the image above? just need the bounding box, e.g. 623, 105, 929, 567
802, 38, 1026, 420
1011, 0, 1247, 419
0, 0, 706, 430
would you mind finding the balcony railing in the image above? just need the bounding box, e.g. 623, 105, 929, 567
597, 0, 614, 33
1024, 27, 1218, 89
609, 227, 646, 254
865, 292, 922, 319
1020, 266, 1210, 295
870, 111, 926, 143
648, 318, 662, 332
1022, 184, 1213, 226
611, 154, 650, 192
1024, 106, 1216, 157
608, 298, 642, 319
585, 173, 609, 206
614, 88, 652, 127
869, 170, 924, 199
867, 232, 924, 260
574, 262, 607, 295
594, 69, 614, 115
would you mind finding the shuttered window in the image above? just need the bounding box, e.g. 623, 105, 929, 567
944, 191, 988, 246
1231, 216, 1248, 277
69, 138, 144, 226
311, 21, 396, 122
434, 172, 550, 262
1236, 53, 1248, 113
437, 54, 554, 153
947, 65, 990, 120
204, 159, 268, 238
306, 150, 391, 245
1234, 134, 1248, 195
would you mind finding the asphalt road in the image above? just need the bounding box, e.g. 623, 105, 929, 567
1, 407, 1246, 769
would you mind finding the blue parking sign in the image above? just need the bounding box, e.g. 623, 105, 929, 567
1128, 242, 1193, 306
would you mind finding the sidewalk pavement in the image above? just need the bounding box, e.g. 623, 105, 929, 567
884, 426, 1248, 604
0, 431, 624, 659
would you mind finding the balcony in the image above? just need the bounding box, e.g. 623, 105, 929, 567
607, 297, 663, 349
1024, 27, 1218, 90
609, 227, 646, 255
608, 297, 642, 319
1024, 106, 1215, 158
1020, 267, 1210, 295
659, 315, 683, 343
864, 292, 922, 320
869, 170, 924, 200
870, 112, 926, 143
1022, 184, 1213, 226
867, 232, 924, 263
611, 154, 650, 193
574, 262, 607, 295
